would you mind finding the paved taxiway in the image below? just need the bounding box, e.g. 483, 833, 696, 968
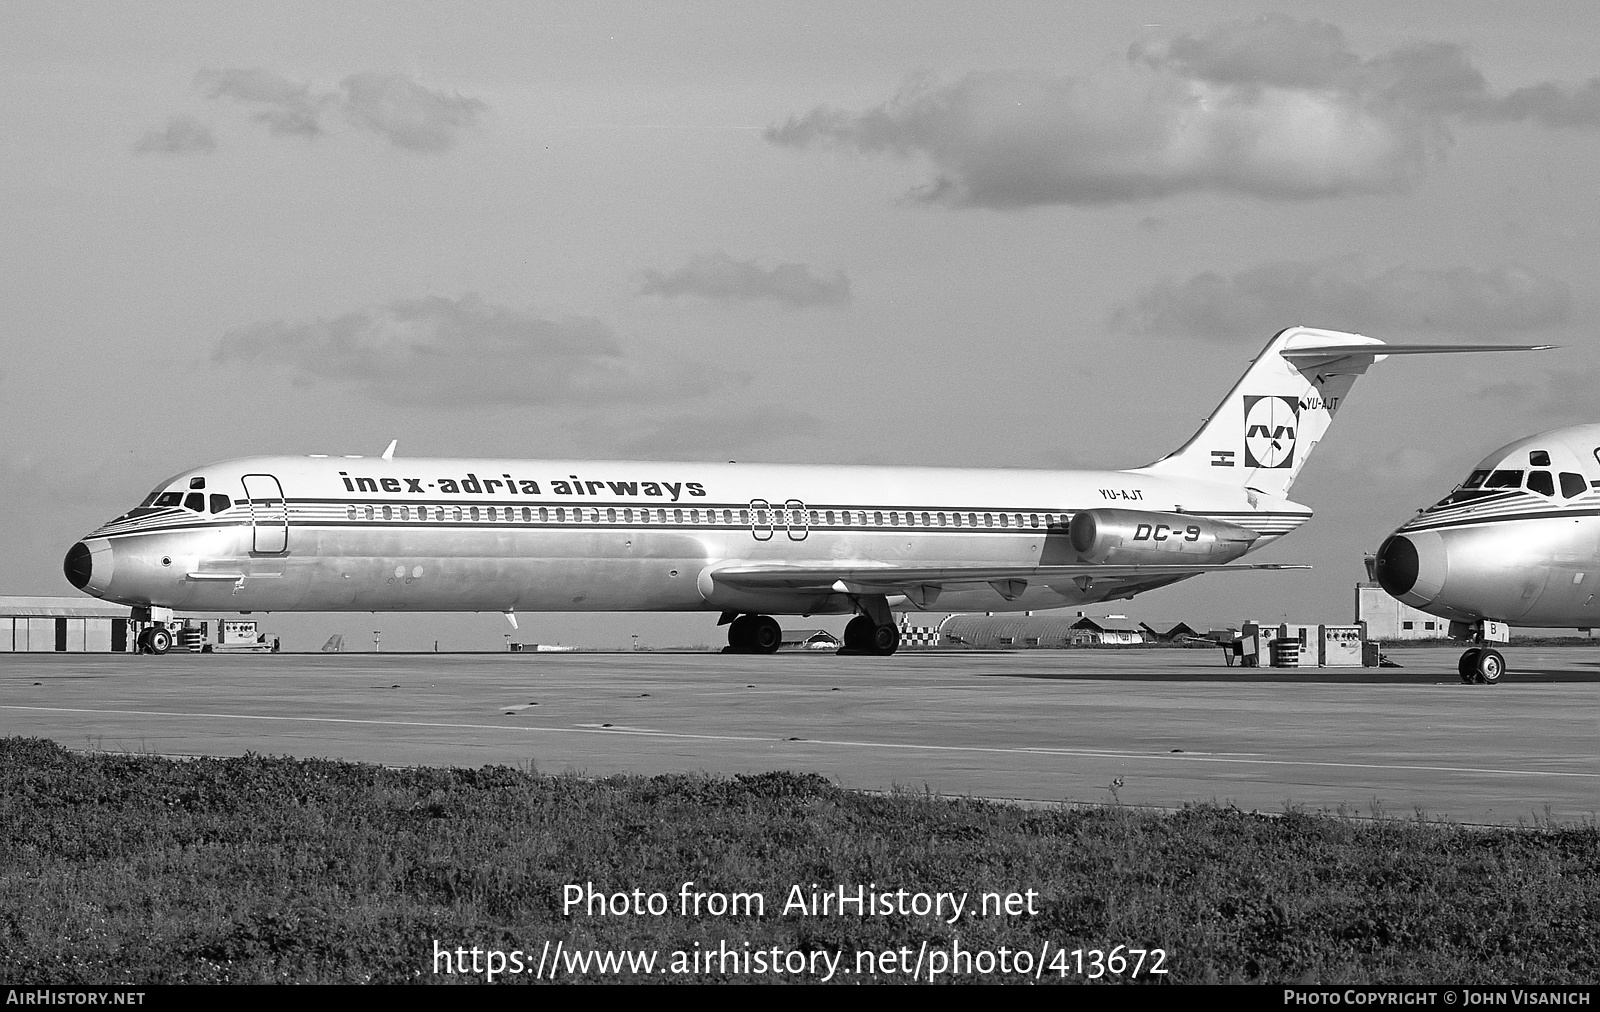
3, 647, 1596, 825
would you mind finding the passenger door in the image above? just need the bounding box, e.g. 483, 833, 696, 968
241, 474, 289, 554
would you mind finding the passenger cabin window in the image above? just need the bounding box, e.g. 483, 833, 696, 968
347, 506, 357, 520
1485, 470, 1524, 489
364, 506, 375, 521
1528, 471, 1555, 496
184, 492, 205, 512
1530, 450, 1552, 466
154, 491, 183, 508
470, 507, 480, 521
383, 506, 393, 520
1561, 472, 1586, 498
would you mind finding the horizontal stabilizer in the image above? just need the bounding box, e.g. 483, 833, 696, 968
1281, 343, 1554, 372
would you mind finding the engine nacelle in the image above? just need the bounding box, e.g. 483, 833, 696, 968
1067, 509, 1260, 565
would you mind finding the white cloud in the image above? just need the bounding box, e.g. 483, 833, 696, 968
767, 15, 1600, 207
1110, 259, 1571, 340
193, 68, 485, 151
195, 68, 333, 138
212, 294, 731, 407
339, 73, 487, 152
133, 115, 217, 155
639, 252, 851, 307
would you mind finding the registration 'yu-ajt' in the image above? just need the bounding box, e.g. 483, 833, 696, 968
65, 327, 1545, 655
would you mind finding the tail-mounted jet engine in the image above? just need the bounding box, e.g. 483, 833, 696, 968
1068, 509, 1260, 565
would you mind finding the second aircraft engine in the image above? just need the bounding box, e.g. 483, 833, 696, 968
1067, 509, 1260, 565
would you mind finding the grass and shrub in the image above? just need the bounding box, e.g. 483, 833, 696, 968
1, 737, 1594, 983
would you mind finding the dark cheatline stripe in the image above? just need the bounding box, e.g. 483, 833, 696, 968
1403, 507, 1600, 532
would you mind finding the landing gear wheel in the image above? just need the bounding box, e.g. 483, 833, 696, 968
726, 615, 753, 652
145, 627, 172, 655
1475, 648, 1505, 685
842, 615, 874, 652
869, 622, 900, 656
1458, 648, 1482, 684
749, 615, 782, 654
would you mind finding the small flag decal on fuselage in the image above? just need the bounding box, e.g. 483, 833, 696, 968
1211, 450, 1236, 466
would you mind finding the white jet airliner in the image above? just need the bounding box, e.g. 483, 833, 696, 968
1375, 424, 1600, 685
65, 327, 1544, 655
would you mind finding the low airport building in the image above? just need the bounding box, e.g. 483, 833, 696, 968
780, 628, 842, 650
907, 611, 1152, 650
0, 596, 274, 653
1355, 582, 1451, 640
0, 596, 136, 652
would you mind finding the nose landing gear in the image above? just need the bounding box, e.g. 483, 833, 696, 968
1457, 643, 1506, 685
137, 626, 173, 655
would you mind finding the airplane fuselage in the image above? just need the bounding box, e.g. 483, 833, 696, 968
68, 454, 1310, 618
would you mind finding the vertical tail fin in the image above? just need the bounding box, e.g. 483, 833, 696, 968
1134, 327, 1551, 498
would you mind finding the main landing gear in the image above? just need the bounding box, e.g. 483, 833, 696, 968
1458, 647, 1505, 685
839, 615, 900, 656
723, 614, 783, 654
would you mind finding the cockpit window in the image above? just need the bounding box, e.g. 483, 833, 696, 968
183, 492, 205, 512
1529, 450, 1551, 467
153, 491, 183, 508
1485, 470, 1524, 489
189, 477, 206, 490
209, 494, 231, 514
1461, 469, 1492, 490
1561, 472, 1587, 498
1527, 471, 1554, 496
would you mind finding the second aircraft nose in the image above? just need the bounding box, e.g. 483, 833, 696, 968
63, 538, 115, 598
1375, 530, 1448, 607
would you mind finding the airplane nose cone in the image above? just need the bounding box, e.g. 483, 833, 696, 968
1376, 531, 1447, 607
64, 542, 93, 589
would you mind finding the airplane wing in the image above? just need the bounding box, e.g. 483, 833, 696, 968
710, 562, 1307, 601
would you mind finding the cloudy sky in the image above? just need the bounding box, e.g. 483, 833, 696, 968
5, 1, 1599, 649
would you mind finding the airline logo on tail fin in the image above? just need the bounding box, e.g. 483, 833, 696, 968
1242, 396, 1299, 469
